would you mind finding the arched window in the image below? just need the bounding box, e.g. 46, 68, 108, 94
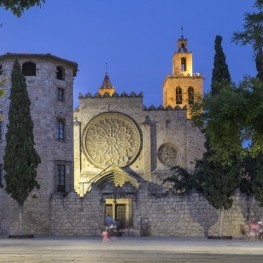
22, 62, 36, 76
181, 57, 186, 71
56, 66, 65, 80
176, 87, 183, 104
188, 87, 194, 104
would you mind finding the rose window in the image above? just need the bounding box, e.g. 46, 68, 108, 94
158, 143, 177, 167
83, 112, 141, 168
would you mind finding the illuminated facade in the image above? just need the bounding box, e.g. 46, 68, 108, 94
73, 36, 205, 228
1, 37, 258, 238
163, 36, 203, 118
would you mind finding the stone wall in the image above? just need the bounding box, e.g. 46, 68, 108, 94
48, 183, 263, 238
50, 190, 104, 236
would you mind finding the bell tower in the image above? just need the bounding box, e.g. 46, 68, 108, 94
163, 35, 203, 118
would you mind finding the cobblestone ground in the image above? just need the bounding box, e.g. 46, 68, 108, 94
0, 237, 262, 263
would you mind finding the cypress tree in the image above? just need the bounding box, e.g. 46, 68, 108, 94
3, 59, 41, 233
193, 36, 239, 237
211, 35, 231, 95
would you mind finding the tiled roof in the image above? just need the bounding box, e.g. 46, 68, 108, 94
0, 52, 78, 76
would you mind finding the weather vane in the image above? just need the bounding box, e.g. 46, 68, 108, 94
181, 26, 184, 38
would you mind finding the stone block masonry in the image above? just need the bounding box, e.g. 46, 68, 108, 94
49, 183, 263, 238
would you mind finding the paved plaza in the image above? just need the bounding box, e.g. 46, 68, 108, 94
0, 236, 262, 263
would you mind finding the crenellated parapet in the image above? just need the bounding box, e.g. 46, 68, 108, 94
143, 104, 187, 111
78, 91, 143, 99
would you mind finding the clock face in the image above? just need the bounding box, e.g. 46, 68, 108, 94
83, 112, 141, 168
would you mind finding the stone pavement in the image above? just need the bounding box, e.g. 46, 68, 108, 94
0, 236, 263, 263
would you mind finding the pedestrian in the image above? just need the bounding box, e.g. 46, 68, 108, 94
102, 228, 109, 243
105, 214, 113, 226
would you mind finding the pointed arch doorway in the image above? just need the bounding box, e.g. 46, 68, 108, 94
86, 165, 141, 229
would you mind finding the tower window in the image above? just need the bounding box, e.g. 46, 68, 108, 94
56, 66, 65, 80
188, 87, 194, 104
181, 57, 186, 71
56, 117, 65, 141
22, 62, 36, 76
176, 87, 183, 104
56, 164, 65, 193
57, 88, 64, 101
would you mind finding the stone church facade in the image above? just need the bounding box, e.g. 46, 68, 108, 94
0, 37, 262, 237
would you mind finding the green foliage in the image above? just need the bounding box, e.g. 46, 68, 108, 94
252, 153, 263, 205
211, 36, 231, 95
241, 152, 263, 205
195, 151, 240, 210
0, 80, 5, 96
3, 59, 41, 207
232, 0, 263, 80
163, 166, 194, 195
0, 0, 45, 17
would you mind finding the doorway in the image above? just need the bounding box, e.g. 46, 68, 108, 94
104, 198, 133, 228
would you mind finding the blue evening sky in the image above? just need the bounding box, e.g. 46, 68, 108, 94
0, 0, 257, 108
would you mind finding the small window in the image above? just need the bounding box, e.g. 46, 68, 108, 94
57, 88, 64, 101
56, 118, 65, 141
0, 65, 3, 75
57, 164, 65, 193
188, 87, 194, 104
176, 87, 183, 104
22, 62, 36, 76
56, 66, 65, 80
166, 120, 171, 128
181, 57, 186, 71
0, 164, 3, 188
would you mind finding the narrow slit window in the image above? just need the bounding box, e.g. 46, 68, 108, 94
181, 57, 186, 71
56, 118, 65, 141
57, 88, 64, 101
176, 87, 183, 104
57, 164, 65, 193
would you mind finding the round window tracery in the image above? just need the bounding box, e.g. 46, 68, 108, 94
83, 112, 141, 168
158, 143, 177, 167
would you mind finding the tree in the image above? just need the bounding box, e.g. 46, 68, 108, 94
211, 35, 231, 95
252, 153, 263, 206
232, 0, 263, 80
194, 146, 240, 236
163, 166, 194, 195
191, 36, 243, 237
3, 59, 41, 234
233, 0, 263, 207
0, 0, 45, 17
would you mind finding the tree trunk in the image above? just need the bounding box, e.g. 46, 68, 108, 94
218, 208, 225, 237
18, 204, 23, 234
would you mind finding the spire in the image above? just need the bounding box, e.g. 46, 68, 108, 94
98, 69, 115, 96
101, 73, 113, 89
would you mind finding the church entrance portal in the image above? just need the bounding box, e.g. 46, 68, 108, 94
105, 198, 133, 228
